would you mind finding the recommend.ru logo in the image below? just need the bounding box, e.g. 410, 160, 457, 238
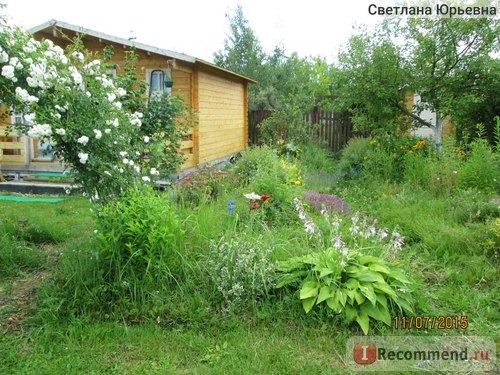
347, 336, 496, 372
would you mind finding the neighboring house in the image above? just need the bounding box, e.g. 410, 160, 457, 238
0, 19, 255, 175
405, 92, 453, 141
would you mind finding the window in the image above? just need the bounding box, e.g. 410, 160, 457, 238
146, 68, 172, 97
11, 113, 54, 161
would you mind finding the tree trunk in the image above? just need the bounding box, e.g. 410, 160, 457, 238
434, 114, 443, 152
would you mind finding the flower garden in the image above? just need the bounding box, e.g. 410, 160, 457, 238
0, 15, 499, 375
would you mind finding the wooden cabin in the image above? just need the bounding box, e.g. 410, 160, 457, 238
0, 19, 255, 176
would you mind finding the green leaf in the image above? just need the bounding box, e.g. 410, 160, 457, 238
361, 302, 391, 326
373, 281, 396, 297
353, 271, 385, 283
318, 268, 334, 278
300, 281, 319, 300
344, 304, 358, 323
357, 255, 381, 265
344, 278, 359, 289
394, 297, 414, 315
359, 284, 377, 306
356, 311, 370, 335
354, 291, 366, 305
275, 270, 309, 288
326, 295, 340, 312
389, 270, 412, 284
376, 293, 388, 309
368, 263, 391, 274
338, 289, 347, 307
345, 265, 360, 273
302, 296, 317, 313
317, 285, 334, 304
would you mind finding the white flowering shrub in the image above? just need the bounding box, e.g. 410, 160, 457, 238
206, 236, 275, 315
0, 17, 192, 204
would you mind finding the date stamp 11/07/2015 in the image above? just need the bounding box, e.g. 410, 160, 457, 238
393, 315, 469, 330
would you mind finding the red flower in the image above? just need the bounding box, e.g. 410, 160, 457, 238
250, 201, 260, 209
260, 194, 271, 202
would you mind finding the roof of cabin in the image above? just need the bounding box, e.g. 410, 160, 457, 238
30, 19, 256, 84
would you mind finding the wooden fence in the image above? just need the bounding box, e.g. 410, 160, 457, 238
248, 108, 353, 153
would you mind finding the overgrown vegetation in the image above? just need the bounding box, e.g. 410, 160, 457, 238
1, 4, 498, 373
1, 133, 498, 372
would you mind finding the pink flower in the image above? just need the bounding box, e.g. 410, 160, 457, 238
250, 201, 260, 209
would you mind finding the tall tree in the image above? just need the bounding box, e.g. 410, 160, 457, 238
332, 17, 499, 145
214, 5, 331, 113
403, 17, 498, 146
213, 5, 268, 110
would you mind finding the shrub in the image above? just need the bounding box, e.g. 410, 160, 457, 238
457, 138, 499, 193
337, 137, 371, 179
299, 141, 337, 172
276, 248, 414, 335
175, 166, 239, 207
230, 145, 285, 184
247, 175, 295, 225
96, 185, 185, 294
276, 198, 413, 334
205, 235, 276, 315
258, 106, 310, 146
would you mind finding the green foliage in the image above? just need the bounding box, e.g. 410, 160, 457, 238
276, 248, 413, 335
258, 106, 311, 146
332, 29, 407, 135
332, 17, 499, 143
140, 93, 194, 175
450, 190, 500, 225
0, 23, 193, 205
0, 233, 45, 277
230, 145, 302, 225
457, 136, 499, 193
174, 166, 239, 207
481, 218, 499, 264
214, 6, 330, 112
205, 235, 275, 315
96, 185, 185, 291
230, 145, 284, 184
337, 137, 371, 179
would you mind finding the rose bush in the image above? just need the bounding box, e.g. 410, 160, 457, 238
0, 17, 192, 204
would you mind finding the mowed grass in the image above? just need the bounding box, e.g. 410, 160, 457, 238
1, 319, 352, 374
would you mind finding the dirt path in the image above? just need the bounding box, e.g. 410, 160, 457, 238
0, 271, 49, 333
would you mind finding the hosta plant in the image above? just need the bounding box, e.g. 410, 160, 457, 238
276, 248, 414, 335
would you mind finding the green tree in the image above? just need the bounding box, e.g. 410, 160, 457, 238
213, 5, 267, 109
332, 17, 499, 146
331, 25, 408, 137
403, 17, 499, 147
214, 5, 331, 113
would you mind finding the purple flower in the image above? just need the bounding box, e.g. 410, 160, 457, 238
303, 191, 351, 214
